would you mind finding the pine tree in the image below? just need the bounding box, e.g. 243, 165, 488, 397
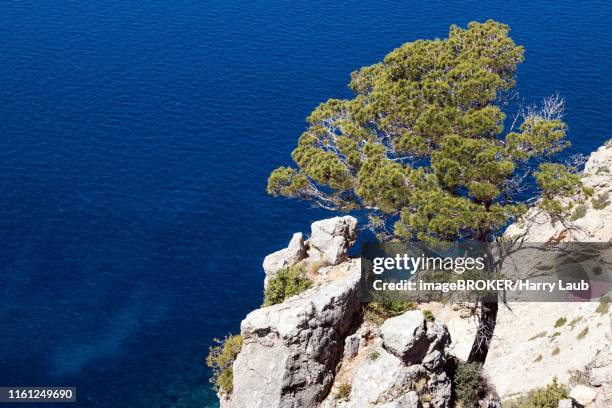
268, 20, 581, 363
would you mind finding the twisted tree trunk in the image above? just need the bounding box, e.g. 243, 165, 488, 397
468, 238, 499, 364
467, 300, 498, 364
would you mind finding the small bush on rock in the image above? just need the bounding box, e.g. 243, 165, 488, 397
206, 334, 243, 395
570, 205, 587, 221
448, 357, 489, 408
336, 383, 351, 400
595, 165, 610, 174
596, 296, 610, 314
591, 192, 610, 209
510, 377, 569, 408
568, 316, 582, 329
263, 265, 313, 306
363, 300, 416, 325
554, 317, 566, 328
422, 309, 434, 322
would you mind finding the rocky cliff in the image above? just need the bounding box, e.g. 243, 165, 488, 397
224, 217, 362, 408
219, 142, 611, 408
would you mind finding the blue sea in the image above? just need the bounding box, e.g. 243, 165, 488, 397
0, 1, 610, 407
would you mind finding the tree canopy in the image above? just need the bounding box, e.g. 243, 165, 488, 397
268, 20, 581, 244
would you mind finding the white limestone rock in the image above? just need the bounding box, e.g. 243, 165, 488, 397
376, 391, 420, 408
585, 348, 612, 387
263, 232, 306, 285
329, 313, 454, 408
569, 385, 598, 407
308, 216, 358, 266
349, 348, 421, 407
557, 399, 576, 408
422, 349, 444, 371
230, 269, 361, 408
380, 311, 428, 364
344, 333, 360, 360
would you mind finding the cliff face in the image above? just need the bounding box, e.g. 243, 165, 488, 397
224, 217, 362, 408
228, 256, 458, 408
221, 142, 611, 408
231, 262, 361, 408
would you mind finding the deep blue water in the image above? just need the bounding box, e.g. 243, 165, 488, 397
0, 1, 610, 407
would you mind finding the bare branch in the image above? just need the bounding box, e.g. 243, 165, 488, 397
523, 93, 565, 122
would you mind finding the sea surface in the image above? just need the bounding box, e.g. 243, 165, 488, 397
0, 1, 610, 407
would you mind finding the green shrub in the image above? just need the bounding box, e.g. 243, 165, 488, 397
206, 334, 243, 394
592, 265, 603, 275
550, 332, 561, 339
363, 300, 416, 325
554, 317, 566, 328
336, 383, 351, 400
422, 309, 434, 322
263, 265, 313, 306
448, 357, 488, 408
522, 377, 569, 408
592, 192, 610, 210
596, 296, 610, 314
369, 351, 380, 361
595, 165, 610, 175
570, 205, 587, 221
568, 316, 583, 329
576, 326, 589, 339
533, 354, 543, 363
